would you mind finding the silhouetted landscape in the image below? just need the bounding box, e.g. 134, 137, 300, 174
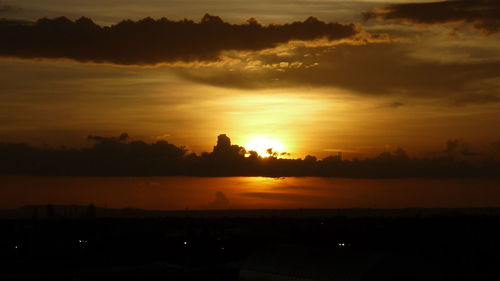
1, 206, 500, 280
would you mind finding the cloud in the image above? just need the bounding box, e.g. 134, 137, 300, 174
388, 101, 405, 108
363, 0, 500, 34
87, 133, 129, 143
0, 15, 358, 65
493, 140, 500, 151
0, 3, 18, 14
444, 139, 479, 157
0, 5, 10, 13
208, 191, 231, 209
0, 133, 499, 177
241, 192, 324, 202
177, 42, 500, 104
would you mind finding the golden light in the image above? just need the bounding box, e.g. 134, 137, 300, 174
245, 135, 285, 157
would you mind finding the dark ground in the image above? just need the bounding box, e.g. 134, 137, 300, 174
1, 208, 500, 280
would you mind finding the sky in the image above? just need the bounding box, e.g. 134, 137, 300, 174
1, 0, 500, 159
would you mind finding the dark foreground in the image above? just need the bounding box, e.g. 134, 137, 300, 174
1, 208, 500, 281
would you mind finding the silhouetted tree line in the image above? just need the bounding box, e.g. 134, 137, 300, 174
0, 134, 499, 177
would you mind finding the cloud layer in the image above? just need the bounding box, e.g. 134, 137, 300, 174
364, 0, 500, 34
1, 133, 499, 178
177, 42, 500, 104
0, 15, 357, 65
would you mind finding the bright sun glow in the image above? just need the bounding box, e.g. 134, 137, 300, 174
245, 135, 285, 157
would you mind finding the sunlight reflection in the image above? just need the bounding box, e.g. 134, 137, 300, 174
237, 176, 287, 193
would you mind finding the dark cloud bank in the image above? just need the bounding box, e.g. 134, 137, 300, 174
364, 0, 500, 34
0, 134, 499, 178
0, 15, 357, 65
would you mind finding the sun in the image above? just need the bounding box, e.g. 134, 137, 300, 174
245, 135, 285, 157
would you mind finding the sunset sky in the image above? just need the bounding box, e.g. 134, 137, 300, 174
1, 0, 500, 159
